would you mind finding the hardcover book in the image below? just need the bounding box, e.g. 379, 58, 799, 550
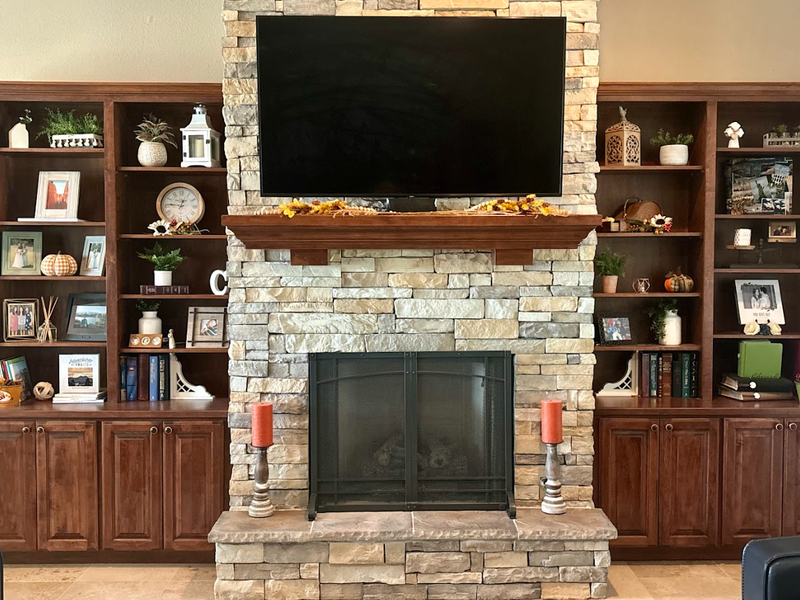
738, 341, 783, 379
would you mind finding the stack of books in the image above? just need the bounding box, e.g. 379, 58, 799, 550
639, 351, 699, 398
718, 374, 795, 401
53, 390, 108, 404
121, 354, 170, 401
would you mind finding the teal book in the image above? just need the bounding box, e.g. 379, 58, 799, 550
690, 352, 699, 398
671, 354, 681, 398
681, 353, 691, 398
649, 352, 658, 397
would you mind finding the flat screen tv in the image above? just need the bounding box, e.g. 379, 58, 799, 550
256, 16, 566, 197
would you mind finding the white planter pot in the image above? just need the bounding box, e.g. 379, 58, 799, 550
138, 141, 168, 167
51, 133, 104, 148
138, 311, 162, 335
659, 144, 690, 166
154, 270, 172, 286
659, 310, 682, 346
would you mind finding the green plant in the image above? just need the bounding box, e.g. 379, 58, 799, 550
776, 124, 790, 136
134, 113, 178, 147
136, 299, 161, 312
647, 299, 678, 340
36, 108, 103, 140
650, 129, 695, 147
19, 109, 31, 125
137, 242, 185, 271
77, 113, 103, 135
595, 250, 626, 277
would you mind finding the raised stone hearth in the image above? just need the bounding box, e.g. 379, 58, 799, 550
212, 509, 616, 600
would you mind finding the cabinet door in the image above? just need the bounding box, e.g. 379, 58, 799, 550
163, 421, 224, 551
36, 420, 99, 551
101, 421, 163, 550
659, 418, 720, 547
721, 418, 783, 546
0, 421, 36, 551
598, 418, 659, 547
783, 420, 800, 535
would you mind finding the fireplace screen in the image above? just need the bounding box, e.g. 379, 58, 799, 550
309, 352, 514, 519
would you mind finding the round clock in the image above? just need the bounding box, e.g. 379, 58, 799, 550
156, 182, 205, 225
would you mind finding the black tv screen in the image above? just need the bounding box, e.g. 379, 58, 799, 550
256, 16, 566, 197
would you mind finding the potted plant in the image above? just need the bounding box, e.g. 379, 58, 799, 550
136, 299, 162, 335
37, 108, 104, 148
137, 242, 184, 286
647, 299, 680, 345
650, 129, 694, 166
134, 113, 177, 167
595, 250, 626, 294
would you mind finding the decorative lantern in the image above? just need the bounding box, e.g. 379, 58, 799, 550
605, 106, 641, 167
180, 105, 221, 168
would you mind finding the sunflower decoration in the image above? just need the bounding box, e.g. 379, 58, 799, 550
468, 195, 568, 216
147, 218, 203, 236
148, 219, 172, 236
258, 199, 381, 218
648, 214, 673, 235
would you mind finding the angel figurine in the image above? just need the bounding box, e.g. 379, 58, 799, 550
168, 328, 176, 349
725, 122, 744, 148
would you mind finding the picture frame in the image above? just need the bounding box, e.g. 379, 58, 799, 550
64, 293, 107, 341
129, 333, 163, 348
186, 306, 227, 348
597, 316, 633, 346
79, 235, 106, 276
58, 354, 100, 396
735, 279, 786, 325
2, 356, 34, 401
768, 221, 797, 243
35, 171, 81, 220
1, 231, 42, 276
3, 299, 39, 342
725, 158, 793, 215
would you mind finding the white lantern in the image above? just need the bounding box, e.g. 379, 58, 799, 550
180, 105, 221, 168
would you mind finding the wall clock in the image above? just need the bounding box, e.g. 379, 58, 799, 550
156, 182, 205, 225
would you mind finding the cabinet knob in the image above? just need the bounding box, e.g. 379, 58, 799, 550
650, 424, 658, 431
790, 423, 798, 431
665, 424, 674, 432
776, 423, 784, 431
21, 426, 30, 434
164, 426, 173, 435
150, 426, 158, 435
36, 427, 44, 434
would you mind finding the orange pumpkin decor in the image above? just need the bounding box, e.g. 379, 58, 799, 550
664, 269, 694, 293
41, 252, 78, 277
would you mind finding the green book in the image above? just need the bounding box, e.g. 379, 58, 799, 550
649, 352, 658, 397
738, 341, 783, 379
681, 353, 691, 398
671, 355, 681, 398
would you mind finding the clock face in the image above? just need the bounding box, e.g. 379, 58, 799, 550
157, 184, 204, 225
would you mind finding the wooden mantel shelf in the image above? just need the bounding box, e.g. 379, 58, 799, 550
221, 213, 602, 265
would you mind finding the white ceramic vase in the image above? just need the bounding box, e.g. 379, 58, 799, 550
660, 310, 682, 346
138, 311, 162, 335
137, 141, 168, 167
659, 144, 690, 166
154, 270, 172, 286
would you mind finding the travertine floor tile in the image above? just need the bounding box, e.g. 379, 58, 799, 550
608, 563, 653, 599
716, 561, 742, 583
161, 580, 216, 600
170, 566, 218, 581
629, 562, 740, 600
4, 581, 71, 600
58, 581, 170, 600
76, 565, 180, 582
5, 565, 87, 583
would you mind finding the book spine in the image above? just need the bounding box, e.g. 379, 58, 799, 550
657, 354, 664, 398
137, 355, 149, 401
149, 355, 159, 401
681, 353, 691, 398
671, 355, 681, 398
662, 353, 673, 399
158, 355, 168, 401
640, 352, 650, 398
690, 352, 699, 398
649, 352, 658, 397
125, 356, 137, 401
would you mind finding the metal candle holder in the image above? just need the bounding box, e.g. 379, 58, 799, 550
248, 446, 275, 518
540, 442, 566, 515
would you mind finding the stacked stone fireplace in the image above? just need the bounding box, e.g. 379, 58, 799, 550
216, 1, 612, 599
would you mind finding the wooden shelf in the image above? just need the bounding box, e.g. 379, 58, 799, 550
223, 213, 602, 266
118, 166, 226, 175
0, 220, 105, 227
0, 340, 107, 348
715, 214, 797, 220
0, 147, 104, 156
0, 398, 230, 419
595, 343, 702, 352
119, 294, 227, 300
122, 347, 229, 354
717, 147, 800, 155
0, 275, 105, 281
594, 292, 701, 298
597, 231, 702, 238
715, 268, 800, 274
713, 333, 800, 340
119, 233, 227, 240
599, 164, 704, 172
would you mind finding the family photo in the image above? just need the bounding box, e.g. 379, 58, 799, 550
1, 231, 42, 275
735, 279, 786, 324
3, 299, 38, 341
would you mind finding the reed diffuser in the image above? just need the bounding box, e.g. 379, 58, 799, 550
37, 296, 58, 343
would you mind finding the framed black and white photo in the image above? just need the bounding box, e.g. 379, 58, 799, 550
64, 293, 107, 341
79, 235, 106, 276
768, 221, 797, 243
34, 171, 81, 220
3, 299, 39, 342
597, 316, 633, 345
735, 279, 785, 324
186, 306, 227, 348
58, 354, 100, 396
1, 231, 42, 276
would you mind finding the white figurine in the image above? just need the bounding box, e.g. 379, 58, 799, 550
168, 328, 176, 349
725, 122, 744, 148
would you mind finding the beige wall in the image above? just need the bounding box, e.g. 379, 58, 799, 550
2, 0, 800, 83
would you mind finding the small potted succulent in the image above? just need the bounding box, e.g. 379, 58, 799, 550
650, 129, 694, 166
134, 113, 177, 167
37, 108, 104, 148
136, 299, 162, 335
137, 242, 185, 286
595, 250, 626, 294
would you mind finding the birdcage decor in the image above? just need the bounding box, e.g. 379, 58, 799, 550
605, 106, 641, 167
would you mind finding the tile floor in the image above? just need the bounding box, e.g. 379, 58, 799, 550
1, 561, 742, 600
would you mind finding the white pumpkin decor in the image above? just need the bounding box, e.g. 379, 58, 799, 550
41, 252, 78, 277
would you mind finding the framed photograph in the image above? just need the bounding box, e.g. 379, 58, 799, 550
725, 158, 793, 215
735, 279, 785, 325
58, 354, 100, 395
35, 171, 81, 220
64, 293, 107, 341
79, 235, 106, 276
597, 316, 633, 345
1, 231, 42, 275
2, 356, 34, 401
3, 299, 39, 341
186, 306, 227, 348
768, 221, 797, 243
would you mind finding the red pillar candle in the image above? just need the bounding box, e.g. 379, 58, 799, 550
251, 402, 274, 448
541, 399, 563, 444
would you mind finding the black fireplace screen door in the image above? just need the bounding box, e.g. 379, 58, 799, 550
309, 351, 514, 519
